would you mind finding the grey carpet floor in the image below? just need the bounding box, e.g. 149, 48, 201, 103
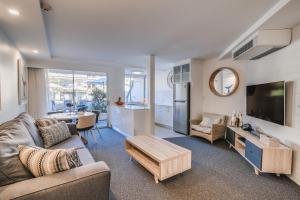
86, 128, 300, 200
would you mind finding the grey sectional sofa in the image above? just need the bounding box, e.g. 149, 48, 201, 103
0, 113, 110, 200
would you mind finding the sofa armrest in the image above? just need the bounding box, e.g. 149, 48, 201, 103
0, 162, 110, 200
212, 124, 226, 135
67, 123, 79, 135
190, 119, 201, 125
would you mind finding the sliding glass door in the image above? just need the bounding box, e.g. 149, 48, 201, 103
48, 70, 74, 111
47, 69, 108, 127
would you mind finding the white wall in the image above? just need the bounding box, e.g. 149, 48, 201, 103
0, 29, 26, 123
155, 69, 173, 106
190, 59, 204, 120
155, 69, 173, 127
202, 24, 300, 185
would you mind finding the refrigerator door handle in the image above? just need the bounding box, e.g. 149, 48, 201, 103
174, 100, 186, 103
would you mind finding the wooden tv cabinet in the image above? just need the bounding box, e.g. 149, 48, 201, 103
125, 135, 191, 183
226, 126, 292, 176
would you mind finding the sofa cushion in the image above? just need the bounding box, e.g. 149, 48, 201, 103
0, 120, 35, 186
39, 122, 72, 148
16, 113, 44, 147
18, 145, 82, 177
77, 148, 95, 165
191, 124, 212, 134
49, 135, 85, 150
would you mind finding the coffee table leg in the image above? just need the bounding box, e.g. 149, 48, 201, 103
255, 168, 260, 175
154, 176, 159, 184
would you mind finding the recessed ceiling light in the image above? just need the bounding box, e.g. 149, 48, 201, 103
8, 8, 20, 16
32, 50, 39, 54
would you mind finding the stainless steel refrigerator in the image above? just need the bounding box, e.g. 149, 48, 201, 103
173, 83, 190, 135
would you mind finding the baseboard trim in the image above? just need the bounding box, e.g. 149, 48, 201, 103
288, 175, 300, 186
112, 126, 129, 137
155, 123, 172, 130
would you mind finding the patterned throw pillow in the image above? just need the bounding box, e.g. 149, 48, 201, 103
18, 145, 82, 177
38, 121, 71, 148
35, 118, 58, 128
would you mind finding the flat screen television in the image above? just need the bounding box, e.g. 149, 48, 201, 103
246, 81, 285, 125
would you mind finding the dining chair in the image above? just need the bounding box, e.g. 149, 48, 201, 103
76, 114, 97, 143
92, 110, 102, 136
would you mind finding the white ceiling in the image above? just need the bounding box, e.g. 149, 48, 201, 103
1, 0, 296, 69
261, 0, 300, 29
0, 0, 50, 59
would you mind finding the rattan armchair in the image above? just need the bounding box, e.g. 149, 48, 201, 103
190, 113, 227, 144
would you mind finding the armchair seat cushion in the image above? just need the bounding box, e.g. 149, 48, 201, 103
191, 125, 211, 134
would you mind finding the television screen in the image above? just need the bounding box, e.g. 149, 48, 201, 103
246, 81, 285, 125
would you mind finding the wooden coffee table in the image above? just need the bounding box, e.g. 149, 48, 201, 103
125, 135, 191, 183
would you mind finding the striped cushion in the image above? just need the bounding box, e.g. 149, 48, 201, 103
18, 145, 82, 177
35, 118, 58, 127
39, 122, 71, 148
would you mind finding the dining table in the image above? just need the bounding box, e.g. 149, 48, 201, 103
46, 111, 95, 121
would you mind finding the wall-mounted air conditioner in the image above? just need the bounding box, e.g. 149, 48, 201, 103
232, 29, 291, 60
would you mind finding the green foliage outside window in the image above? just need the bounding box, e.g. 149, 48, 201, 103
90, 88, 107, 113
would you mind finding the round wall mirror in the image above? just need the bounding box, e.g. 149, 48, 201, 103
209, 67, 239, 97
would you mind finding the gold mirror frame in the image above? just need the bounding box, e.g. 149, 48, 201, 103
209, 67, 239, 97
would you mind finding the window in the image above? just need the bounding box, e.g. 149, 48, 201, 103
47, 69, 107, 113
125, 74, 147, 105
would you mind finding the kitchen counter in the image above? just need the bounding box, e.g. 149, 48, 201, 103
110, 105, 150, 136
123, 105, 150, 110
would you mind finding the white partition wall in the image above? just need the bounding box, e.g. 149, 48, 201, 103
146, 55, 155, 135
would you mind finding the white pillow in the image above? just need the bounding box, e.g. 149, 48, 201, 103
213, 117, 221, 125
199, 117, 213, 128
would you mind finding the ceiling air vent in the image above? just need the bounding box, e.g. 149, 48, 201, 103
250, 47, 283, 60
232, 29, 291, 60
233, 40, 253, 59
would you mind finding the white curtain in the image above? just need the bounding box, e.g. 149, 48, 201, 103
27, 68, 48, 119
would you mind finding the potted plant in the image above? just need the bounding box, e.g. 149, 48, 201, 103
90, 88, 107, 120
